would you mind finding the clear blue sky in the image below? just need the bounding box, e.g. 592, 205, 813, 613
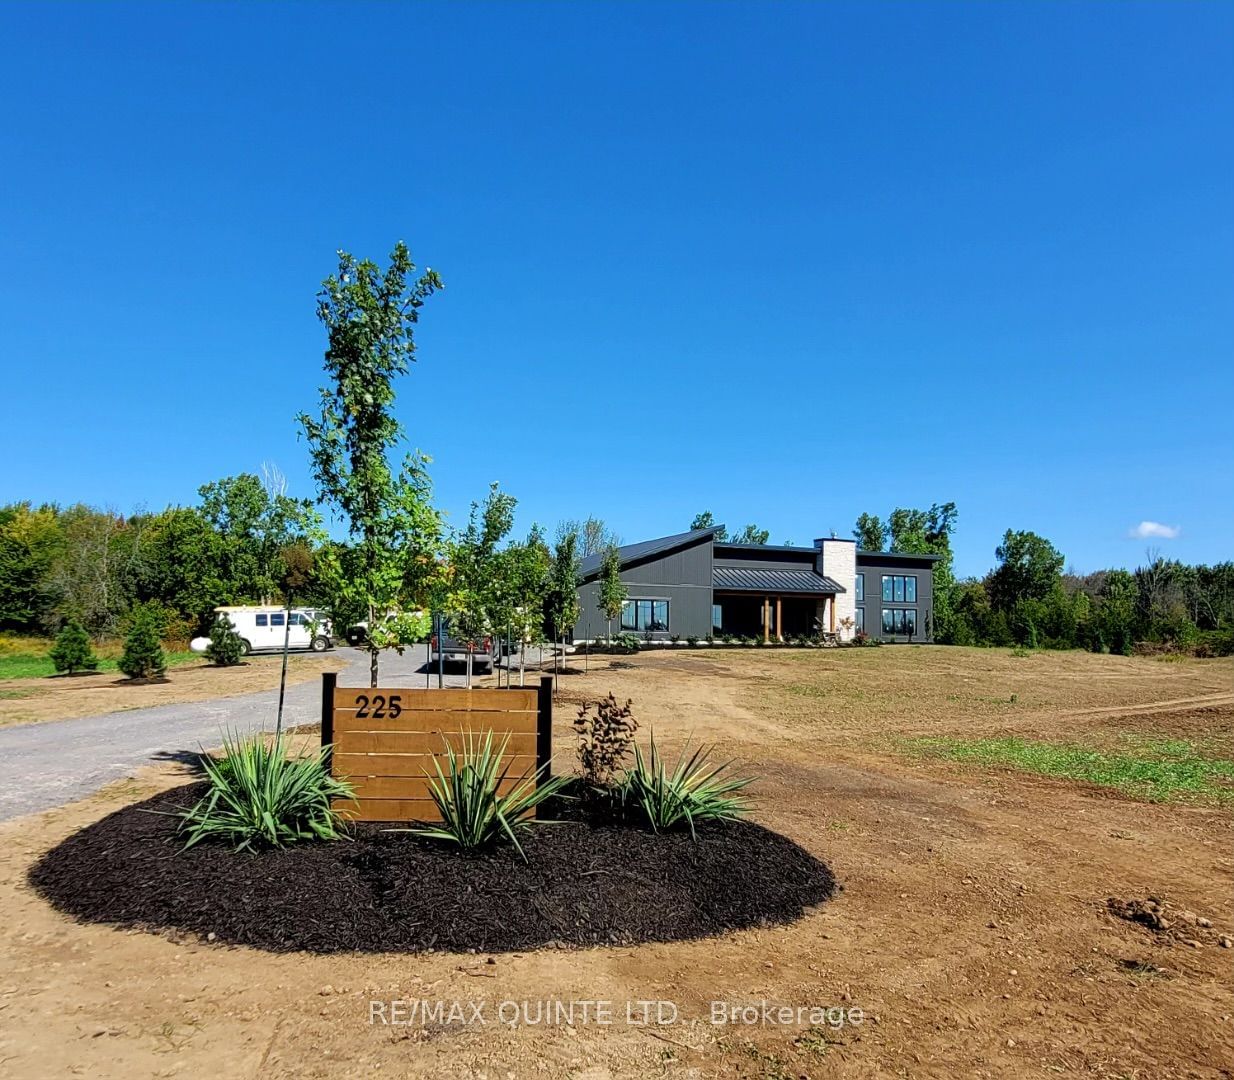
2, 1, 1231, 578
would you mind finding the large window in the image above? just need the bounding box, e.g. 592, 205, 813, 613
855, 574, 864, 602
621, 599, 669, 633
881, 575, 917, 603
881, 608, 917, 636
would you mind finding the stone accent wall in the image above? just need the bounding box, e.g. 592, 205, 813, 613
815, 538, 857, 641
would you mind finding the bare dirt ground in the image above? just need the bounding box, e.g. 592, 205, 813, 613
0, 653, 349, 728
1, 646, 1231, 1079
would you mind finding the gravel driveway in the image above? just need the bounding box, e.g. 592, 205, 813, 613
0, 644, 551, 822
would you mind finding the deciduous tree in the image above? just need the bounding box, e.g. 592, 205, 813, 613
298, 241, 443, 687
597, 544, 627, 642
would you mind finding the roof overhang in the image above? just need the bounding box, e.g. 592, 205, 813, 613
713, 566, 845, 594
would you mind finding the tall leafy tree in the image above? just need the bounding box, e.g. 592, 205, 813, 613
560, 516, 618, 559
887, 502, 959, 638
597, 544, 627, 641
298, 241, 444, 687
730, 524, 770, 545
689, 511, 727, 541
988, 529, 1065, 610
197, 472, 316, 605
0, 503, 62, 632
853, 513, 886, 552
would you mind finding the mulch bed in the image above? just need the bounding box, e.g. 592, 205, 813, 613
29, 783, 837, 955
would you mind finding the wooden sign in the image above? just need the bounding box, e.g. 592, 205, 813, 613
320, 674, 553, 822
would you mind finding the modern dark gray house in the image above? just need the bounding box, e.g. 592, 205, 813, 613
573, 527, 939, 644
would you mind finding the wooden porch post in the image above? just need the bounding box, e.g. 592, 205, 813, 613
829, 595, 836, 633
775, 597, 783, 642
763, 596, 770, 644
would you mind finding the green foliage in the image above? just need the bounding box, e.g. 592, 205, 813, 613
0, 503, 62, 632
597, 544, 627, 636
399, 730, 570, 861
619, 735, 755, 837
447, 484, 518, 666
197, 472, 318, 606
856, 503, 958, 636
908, 736, 1234, 806
594, 629, 641, 656
547, 529, 581, 641
989, 529, 1065, 609
689, 511, 727, 541
118, 604, 166, 680
298, 242, 444, 687
48, 620, 98, 674
574, 693, 639, 787
853, 512, 885, 552
205, 616, 245, 666
730, 524, 770, 545
176, 735, 354, 851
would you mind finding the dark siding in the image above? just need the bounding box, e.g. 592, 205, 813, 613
574, 537, 714, 642
713, 546, 818, 572
854, 553, 936, 643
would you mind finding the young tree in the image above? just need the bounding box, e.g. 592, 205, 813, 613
448, 485, 517, 688
505, 525, 551, 686
597, 544, 627, 642
274, 541, 315, 733
689, 511, 727, 541
119, 605, 166, 680
205, 615, 245, 667
49, 619, 98, 674
547, 528, 581, 694
298, 241, 443, 688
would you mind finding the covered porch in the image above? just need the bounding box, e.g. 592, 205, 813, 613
711, 565, 847, 643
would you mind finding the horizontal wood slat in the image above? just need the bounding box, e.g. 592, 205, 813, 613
332, 688, 537, 713
324, 679, 551, 824
334, 752, 540, 779
334, 798, 441, 823
343, 773, 534, 801
332, 711, 537, 734
334, 730, 538, 756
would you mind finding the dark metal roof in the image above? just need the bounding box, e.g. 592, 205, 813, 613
578, 526, 720, 579
713, 566, 845, 594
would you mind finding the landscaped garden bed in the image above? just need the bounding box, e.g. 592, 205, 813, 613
29, 780, 836, 954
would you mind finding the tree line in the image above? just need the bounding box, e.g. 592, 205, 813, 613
853, 504, 1233, 656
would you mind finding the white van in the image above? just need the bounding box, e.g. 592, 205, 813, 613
202, 606, 334, 655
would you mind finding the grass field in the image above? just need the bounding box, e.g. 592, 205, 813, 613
907, 734, 1234, 805
0, 635, 197, 681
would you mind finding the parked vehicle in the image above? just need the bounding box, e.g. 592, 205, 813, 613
430, 620, 501, 673
344, 609, 426, 648
191, 606, 334, 655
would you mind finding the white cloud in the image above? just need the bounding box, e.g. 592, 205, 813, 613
1128, 521, 1180, 540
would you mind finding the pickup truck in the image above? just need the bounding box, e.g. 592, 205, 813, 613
430, 621, 501, 673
